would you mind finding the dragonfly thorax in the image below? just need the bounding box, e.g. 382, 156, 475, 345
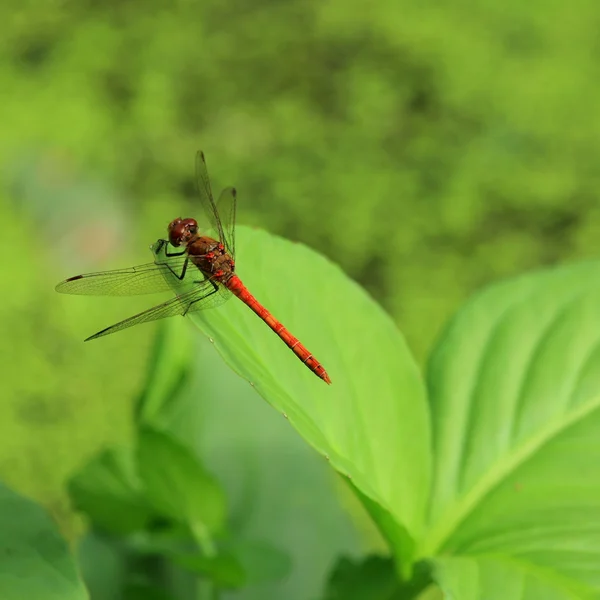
188, 236, 235, 282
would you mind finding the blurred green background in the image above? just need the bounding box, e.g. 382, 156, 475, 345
1, 0, 599, 596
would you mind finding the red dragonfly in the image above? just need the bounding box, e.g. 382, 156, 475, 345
56, 152, 331, 384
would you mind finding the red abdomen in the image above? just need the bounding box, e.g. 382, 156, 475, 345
225, 275, 331, 384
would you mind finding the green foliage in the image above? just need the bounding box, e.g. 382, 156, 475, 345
184, 231, 600, 598
323, 555, 416, 600
432, 556, 594, 600
3, 0, 600, 365
172, 540, 292, 588
123, 583, 177, 600
62, 305, 301, 597
0, 480, 87, 600
189, 226, 430, 565
69, 447, 154, 535
157, 325, 362, 600
0, 198, 142, 520
137, 427, 226, 535
422, 261, 600, 597
3, 1, 600, 598
5, 220, 600, 598
322, 555, 439, 600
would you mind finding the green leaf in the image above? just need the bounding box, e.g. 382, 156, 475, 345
172, 552, 246, 588
188, 226, 430, 564
158, 332, 362, 600
229, 539, 292, 585
68, 447, 154, 534
323, 555, 398, 600
0, 480, 88, 600
322, 554, 433, 600
76, 533, 127, 600
170, 534, 291, 588
137, 427, 226, 535
432, 556, 595, 600
350, 483, 416, 579
415, 585, 444, 600
126, 525, 195, 556
420, 261, 600, 597
134, 318, 194, 426
123, 582, 178, 600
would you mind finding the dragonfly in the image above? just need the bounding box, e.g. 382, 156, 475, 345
56, 151, 331, 384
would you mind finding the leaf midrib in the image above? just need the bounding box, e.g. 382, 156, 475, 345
418, 393, 600, 557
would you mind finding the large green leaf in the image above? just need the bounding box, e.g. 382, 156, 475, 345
431, 556, 594, 600
420, 261, 600, 597
351, 483, 417, 578
187, 225, 430, 561
156, 324, 362, 600
0, 480, 88, 600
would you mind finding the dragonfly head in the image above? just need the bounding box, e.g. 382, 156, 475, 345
168, 217, 198, 247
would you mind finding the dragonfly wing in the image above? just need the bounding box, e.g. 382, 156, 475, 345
216, 186, 237, 260
195, 151, 236, 256
85, 281, 230, 341
55, 254, 198, 296
184, 281, 231, 313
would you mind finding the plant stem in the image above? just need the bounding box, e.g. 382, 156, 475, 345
191, 522, 220, 600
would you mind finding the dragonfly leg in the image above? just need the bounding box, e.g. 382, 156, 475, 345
153, 238, 188, 257
165, 247, 187, 257
182, 279, 219, 316
164, 257, 190, 281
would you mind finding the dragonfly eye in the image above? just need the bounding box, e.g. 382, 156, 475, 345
168, 217, 198, 246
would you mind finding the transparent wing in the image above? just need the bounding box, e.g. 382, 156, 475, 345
195, 151, 237, 257
55, 254, 201, 296
85, 282, 231, 341
216, 186, 237, 260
